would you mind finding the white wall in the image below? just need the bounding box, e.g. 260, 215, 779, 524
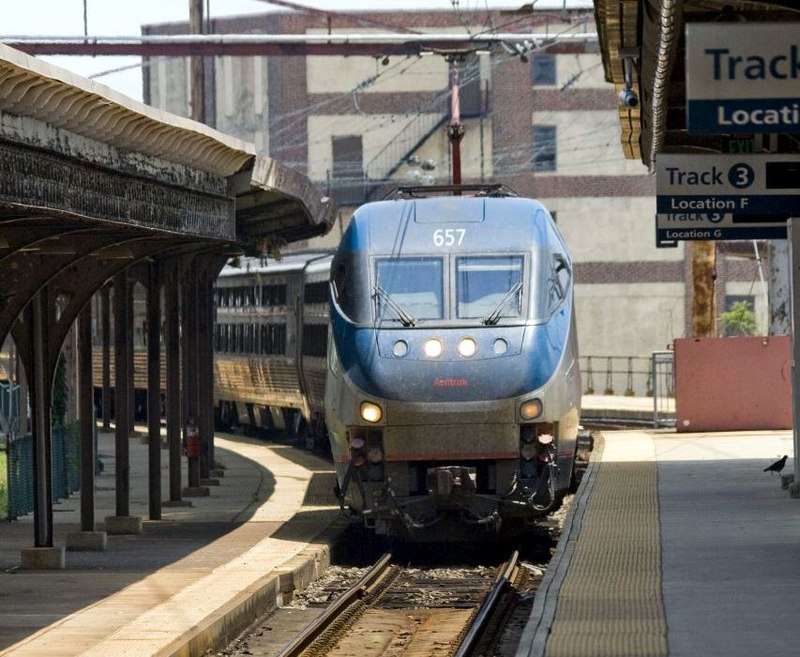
541, 196, 678, 263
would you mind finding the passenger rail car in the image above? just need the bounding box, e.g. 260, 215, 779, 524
89, 253, 334, 445
326, 191, 581, 539
213, 253, 333, 444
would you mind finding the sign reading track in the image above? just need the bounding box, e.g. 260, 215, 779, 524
656, 153, 800, 245
686, 23, 800, 134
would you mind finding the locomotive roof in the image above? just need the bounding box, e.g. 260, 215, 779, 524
339, 196, 557, 254
219, 252, 333, 278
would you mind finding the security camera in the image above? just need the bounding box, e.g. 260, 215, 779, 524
618, 88, 639, 108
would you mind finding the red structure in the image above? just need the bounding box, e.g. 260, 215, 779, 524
674, 336, 792, 432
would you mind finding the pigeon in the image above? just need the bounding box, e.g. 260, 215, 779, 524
764, 455, 788, 475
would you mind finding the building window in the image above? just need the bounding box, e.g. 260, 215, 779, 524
531, 55, 556, 86
331, 135, 364, 206
532, 125, 557, 172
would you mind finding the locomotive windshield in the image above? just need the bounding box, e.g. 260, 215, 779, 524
456, 256, 523, 321
375, 257, 444, 322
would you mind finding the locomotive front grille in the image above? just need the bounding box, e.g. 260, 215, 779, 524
383, 423, 518, 461
386, 399, 515, 426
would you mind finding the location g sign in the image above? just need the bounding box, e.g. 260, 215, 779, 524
686, 23, 800, 134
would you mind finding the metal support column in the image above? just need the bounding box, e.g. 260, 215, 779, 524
127, 281, 136, 435
182, 262, 202, 492
113, 273, 130, 516
789, 218, 800, 496
164, 262, 185, 505
197, 267, 211, 480
78, 304, 95, 531
147, 263, 162, 519
101, 285, 111, 430
29, 290, 53, 547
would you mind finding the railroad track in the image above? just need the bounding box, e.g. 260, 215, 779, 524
274, 551, 523, 657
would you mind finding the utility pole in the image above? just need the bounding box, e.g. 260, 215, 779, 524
189, 0, 205, 124
448, 58, 465, 189
691, 241, 716, 337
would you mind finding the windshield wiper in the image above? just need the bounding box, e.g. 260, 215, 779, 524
482, 281, 523, 326
373, 285, 417, 327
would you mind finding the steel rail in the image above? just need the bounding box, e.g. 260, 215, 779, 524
275, 552, 393, 657
452, 550, 520, 657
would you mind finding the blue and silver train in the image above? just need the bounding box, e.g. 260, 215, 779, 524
325, 187, 582, 539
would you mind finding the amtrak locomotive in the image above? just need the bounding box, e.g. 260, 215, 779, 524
325, 187, 581, 539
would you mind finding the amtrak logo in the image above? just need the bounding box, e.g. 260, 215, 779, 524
433, 377, 469, 388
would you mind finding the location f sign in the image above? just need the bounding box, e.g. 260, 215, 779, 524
686, 23, 800, 133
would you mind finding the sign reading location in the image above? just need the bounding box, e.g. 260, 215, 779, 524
686, 23, 800, 134
656, 153, 800, 245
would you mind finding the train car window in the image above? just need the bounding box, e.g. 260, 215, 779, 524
304, 281, 329, 305
302, 324, 328, 358
548, 254, 571, 311
261, 284, 287, 307
456, 256, 524, 320
375, 258, 444, 321
333, 264, 348, 303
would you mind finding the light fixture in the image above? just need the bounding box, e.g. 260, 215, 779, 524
458, 337, 477, 358
360, 401, 383, 423
520, 399, 543, 421
423, 338, 443, 358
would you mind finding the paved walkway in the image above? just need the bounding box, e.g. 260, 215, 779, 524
0, 429, 340, 657
519, 428, 798, 657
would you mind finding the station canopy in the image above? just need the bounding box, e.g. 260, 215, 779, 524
0, 43, 336, 250
594, 0, 800, 168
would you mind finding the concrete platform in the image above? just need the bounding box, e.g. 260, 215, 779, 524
518, 428, 797, 657
0, 429, 342, 657
581, 394, 675, 426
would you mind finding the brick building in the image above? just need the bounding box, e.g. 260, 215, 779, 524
143, 6, 765, 394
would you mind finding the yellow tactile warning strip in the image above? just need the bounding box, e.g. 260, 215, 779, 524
544, 433, 668, 657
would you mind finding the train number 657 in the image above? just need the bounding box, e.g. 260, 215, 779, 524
433, 228, 466, 247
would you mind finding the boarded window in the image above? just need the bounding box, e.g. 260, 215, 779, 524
531, 55, 557, 86
332, 135, 364, 206
532, 125, 556, 172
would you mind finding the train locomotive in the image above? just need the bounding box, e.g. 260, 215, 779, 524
325, 187, 581, 539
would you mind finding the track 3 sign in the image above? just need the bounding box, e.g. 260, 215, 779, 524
686, 23, 800, 134
656, 154, 800, 245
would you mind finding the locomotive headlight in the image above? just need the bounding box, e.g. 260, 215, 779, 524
367, 447, 384, 464
360, 401, 383, 423
458, 337, 477, 358
393, 340, 408, 358
520, 398, 543, 421
423, 338, 443, 358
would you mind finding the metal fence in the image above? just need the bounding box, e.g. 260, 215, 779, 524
651, 351, 676, 428
4, 423, 80, 520
580, 355, 654, 397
